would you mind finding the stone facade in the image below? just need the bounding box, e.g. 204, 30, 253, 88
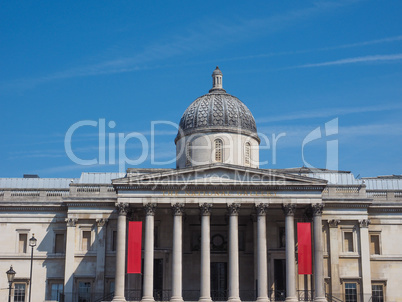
0, 68, 401, 302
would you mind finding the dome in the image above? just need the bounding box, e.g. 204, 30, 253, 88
175, 67, 259, 143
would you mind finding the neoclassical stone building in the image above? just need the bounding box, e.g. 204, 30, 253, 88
0, 68, 401, 302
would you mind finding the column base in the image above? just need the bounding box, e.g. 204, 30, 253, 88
285, 297, 298, 302
170, 296, 184, 302
111, 296, 127, 302
198, 297, 213, 302
256, 296, 270, 302
228, 297, 241, 302
141, 297, 155, 302
313, 297, 328, 302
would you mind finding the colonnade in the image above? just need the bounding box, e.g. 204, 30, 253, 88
111, 203, 327, 302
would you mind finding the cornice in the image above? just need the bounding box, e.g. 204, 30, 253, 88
114, 185, 326, 192
324, 203, 371, 208
63, 197, 117, 202
65, 202, 115, 207
0, 206, 66, 211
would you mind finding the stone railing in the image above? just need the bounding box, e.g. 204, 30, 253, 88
322, 185, 366, 198
367, 190, 402, 201
69, 184, 117, 197
0, 189, 70, 201
322, 184, 402, 201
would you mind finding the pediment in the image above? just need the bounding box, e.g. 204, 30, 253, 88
112, 164, 327, 190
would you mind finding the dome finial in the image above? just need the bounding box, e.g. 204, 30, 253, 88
210, 66, 224, 92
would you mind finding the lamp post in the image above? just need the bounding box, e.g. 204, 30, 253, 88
28, 234, 37, 302
6, 266, 16, 302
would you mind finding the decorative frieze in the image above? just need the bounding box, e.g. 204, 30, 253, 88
256, 203, 269, 215
172, 203, 185, 216
65, 218, 78, 227
144, 203, 157, 216
359, 219, 371, 228
228, 203, 241, 215
312, 203, 324, 216
199, 203, 212, 216
328, 219, 340, 228
282, 204, 296, 216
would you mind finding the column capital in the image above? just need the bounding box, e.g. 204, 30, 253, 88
172, 203, 185, 216
328, 219, 340, 228
359, 219, 371, 228
256, 203, 269, 215
282, 204, 296, 216
144, 203, 157, 216
227, 203, 241, 215
200, 203, 212, 216
65, 218, 78, 227
116, 202, 129, 215
312, 203, 324, 216
96, 218, 108, 227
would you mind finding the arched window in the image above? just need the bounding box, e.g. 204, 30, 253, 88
185, 142, 192, 167
214, 139, 223, 162
245, 142, 251, 166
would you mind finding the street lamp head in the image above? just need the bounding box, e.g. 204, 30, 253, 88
6, 265, 16, 283
29, 234, 37, 247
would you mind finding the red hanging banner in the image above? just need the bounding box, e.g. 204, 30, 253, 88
297, 222, 312, 275
127, 221, 142, 274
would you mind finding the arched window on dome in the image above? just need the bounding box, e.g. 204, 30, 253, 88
214, 139, 223, 163
186, 142, 192, 167
244, 142, 251, 166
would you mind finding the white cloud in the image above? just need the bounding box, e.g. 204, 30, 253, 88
293, 54, 402, 69
0, 1, 355, 91
256, 104, 402, 123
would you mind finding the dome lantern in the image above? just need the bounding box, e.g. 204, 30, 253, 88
209, 66, 225, 92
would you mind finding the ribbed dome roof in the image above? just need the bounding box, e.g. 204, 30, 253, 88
175, 67, 258, 142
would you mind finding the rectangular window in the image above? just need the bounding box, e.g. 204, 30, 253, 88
14, 283, 26, 302
78, 281, 91, 302
345, 283, 357, 302
344, 232, 354, 252
55, 233, 65, 253
372, 284, 384, 302
112, 231, 117, 251
279, 227, 286, 248
185, 142, 192, 167
82, 231, 91, 251
50, 283, 64, 301
19, 234, 27, 253
370, 234, 380, 255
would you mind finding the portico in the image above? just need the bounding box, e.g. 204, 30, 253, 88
111, 164, 328, 302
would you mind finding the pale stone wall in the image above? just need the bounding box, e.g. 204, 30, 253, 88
176, 133, 259, 169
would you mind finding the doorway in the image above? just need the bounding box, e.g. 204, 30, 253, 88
211, 262, 227, 301
274, 259, 286, 301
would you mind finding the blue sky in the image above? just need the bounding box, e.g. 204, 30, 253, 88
1, 0, 401, 178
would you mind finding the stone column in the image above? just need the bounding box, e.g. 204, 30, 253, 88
282, 204, 297, 302
113, 203, 129, 302
228, 203, 241, 302
199, 203, 212, 302
256, 204, 270, 302
95, 218, 108, 298
142, 203, 156, 302
359, 219, 372, 302
171, 203, 185, 302
312, 204, 327, 302
328, 219, 341, 300
64, 218, 77, 302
